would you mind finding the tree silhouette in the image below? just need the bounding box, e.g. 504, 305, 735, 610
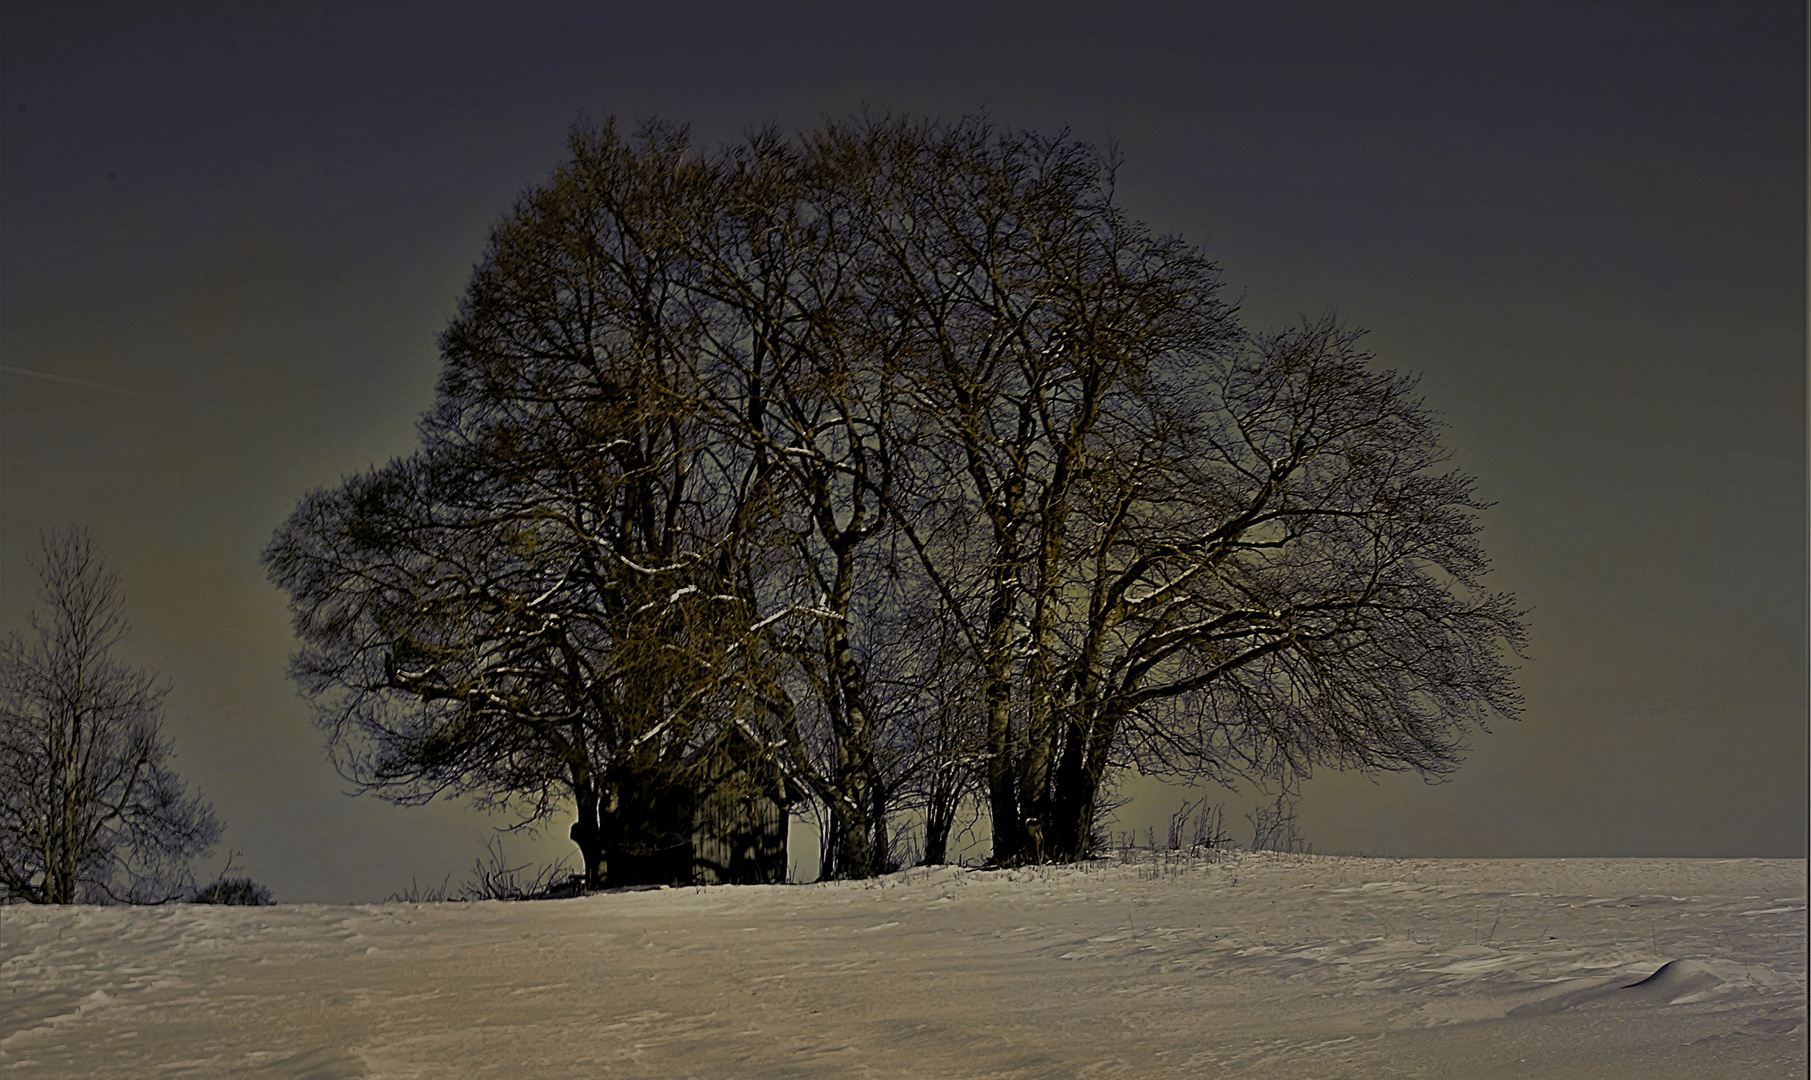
0, 529, 221, 903
267, 114, 1526, 878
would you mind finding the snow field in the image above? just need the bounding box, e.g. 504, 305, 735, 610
1, 852, 1804, 1078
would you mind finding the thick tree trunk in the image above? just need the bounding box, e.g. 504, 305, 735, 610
822, 714, 887, 879
1048, 724, 1098, 863
984, 666, 1021, 866
1048, 708, 1121, 863
870, 779, 891, 872
568, 783, 606, 891
922, 818, 950, 866
46, 857, 75, 905
1049, 793, 1096, 863
824, 759, 877, 879
820, 553, 887, 880
1017, 477, 1074, 866
983, 549, 1024, 866
825, 795, 877, 878
1018, 637, 1057, 864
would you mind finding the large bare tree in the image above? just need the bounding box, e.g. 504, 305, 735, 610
265, 124, 782, 889
838, 117, 1527, 864
0, 529, 221, 903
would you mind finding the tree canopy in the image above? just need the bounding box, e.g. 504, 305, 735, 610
266, 114, 1526, 884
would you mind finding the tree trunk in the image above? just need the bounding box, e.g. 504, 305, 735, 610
820, 552, 887, 880
1018, 638, 1056, 865
1048, 723, 1098, 863
982, 544, 1024, 865
815, 765, 894, 880
826, 796, 875, 879
870, 778, 891, 872
922, 818, 950, 866
46, 856, 75, 905
568, 783, 606, 891
984, 668, 1021, 866
1048, 707, 1121, 863
921, 764, 960, 865
823, 701, 882, 879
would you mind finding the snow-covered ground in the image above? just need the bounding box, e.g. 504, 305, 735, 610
2, 852, 1803, 1078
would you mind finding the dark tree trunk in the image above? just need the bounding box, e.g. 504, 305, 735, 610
921, 765, 961, 865
983, 566, 1024, 866
1048, 725, 1098, 863
870, 779, 891, 872
568, 784, 606, 891
819, 555, 888, 880
922, 820, 949, 866
826, 798, 876, 879
1017, 691, 1053, 865
818, 769, 890, 879
984, 675, 1022, 866
46, 850, 75, 905
607, 771, 695, 886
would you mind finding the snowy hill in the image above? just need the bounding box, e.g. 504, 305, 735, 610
2, 851, 1803, 1078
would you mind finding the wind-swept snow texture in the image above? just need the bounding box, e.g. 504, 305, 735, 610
3, 853, 1804, 1078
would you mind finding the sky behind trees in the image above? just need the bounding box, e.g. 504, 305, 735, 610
2, 1, 1803, 902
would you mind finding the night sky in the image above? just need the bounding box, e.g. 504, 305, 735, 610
3, 2, 1803, 903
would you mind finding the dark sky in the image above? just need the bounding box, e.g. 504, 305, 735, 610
3, 1, 1803, 903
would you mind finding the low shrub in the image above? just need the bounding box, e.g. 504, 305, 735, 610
192, 876, 275, 905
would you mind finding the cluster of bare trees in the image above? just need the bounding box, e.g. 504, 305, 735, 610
265, 115, 1526, 886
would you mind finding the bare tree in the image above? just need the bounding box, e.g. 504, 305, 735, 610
680, 125, 962, 878
265, 120, 965, 883
1246, 789, 1309, 854
0, 530, 220, 903
847, 118, 1527, 864
265, 123, 793, 889
1023, 318, 1531, 860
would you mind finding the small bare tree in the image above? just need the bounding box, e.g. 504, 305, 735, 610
1246, 790, 1309, 854
0, 530, 220, 903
